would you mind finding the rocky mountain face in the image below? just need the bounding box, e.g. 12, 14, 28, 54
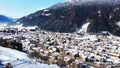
17, 1, 120, 36
0, 15, 13, 23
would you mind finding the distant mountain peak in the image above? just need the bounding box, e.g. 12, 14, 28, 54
0, 15, 14, 24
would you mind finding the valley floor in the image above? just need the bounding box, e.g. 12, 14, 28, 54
0, 25, 120, 68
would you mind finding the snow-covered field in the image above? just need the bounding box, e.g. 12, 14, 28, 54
0, 46, 29, 61
0, 46, 60, 68
0, 46, 32, 68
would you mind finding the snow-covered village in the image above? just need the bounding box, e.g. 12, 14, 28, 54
0, 0, 120, 68
0, 23, 120, 68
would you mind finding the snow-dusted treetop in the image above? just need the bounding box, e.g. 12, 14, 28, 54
68, 0, 120, 3
68, 0, 81, 3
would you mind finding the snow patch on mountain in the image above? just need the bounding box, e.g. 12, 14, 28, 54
78, 22, 90, 33
116, 21, 120, 27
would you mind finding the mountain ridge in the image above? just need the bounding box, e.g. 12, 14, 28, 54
0, 15, 13, 23
16, 2, 120, 36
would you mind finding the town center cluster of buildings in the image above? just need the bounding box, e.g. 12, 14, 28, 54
0, 24, 120, 68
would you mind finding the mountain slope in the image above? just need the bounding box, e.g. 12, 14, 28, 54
17, 1, 120, 36
0, 15, 13, 23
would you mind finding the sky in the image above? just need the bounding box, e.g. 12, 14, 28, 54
0, 0, 67, 18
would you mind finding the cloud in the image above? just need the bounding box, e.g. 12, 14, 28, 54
0, 9, 6, 14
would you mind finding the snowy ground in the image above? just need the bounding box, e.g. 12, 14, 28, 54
0, 46, 60, 68
0, 46, 29, 62
0, 46, 32, 68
